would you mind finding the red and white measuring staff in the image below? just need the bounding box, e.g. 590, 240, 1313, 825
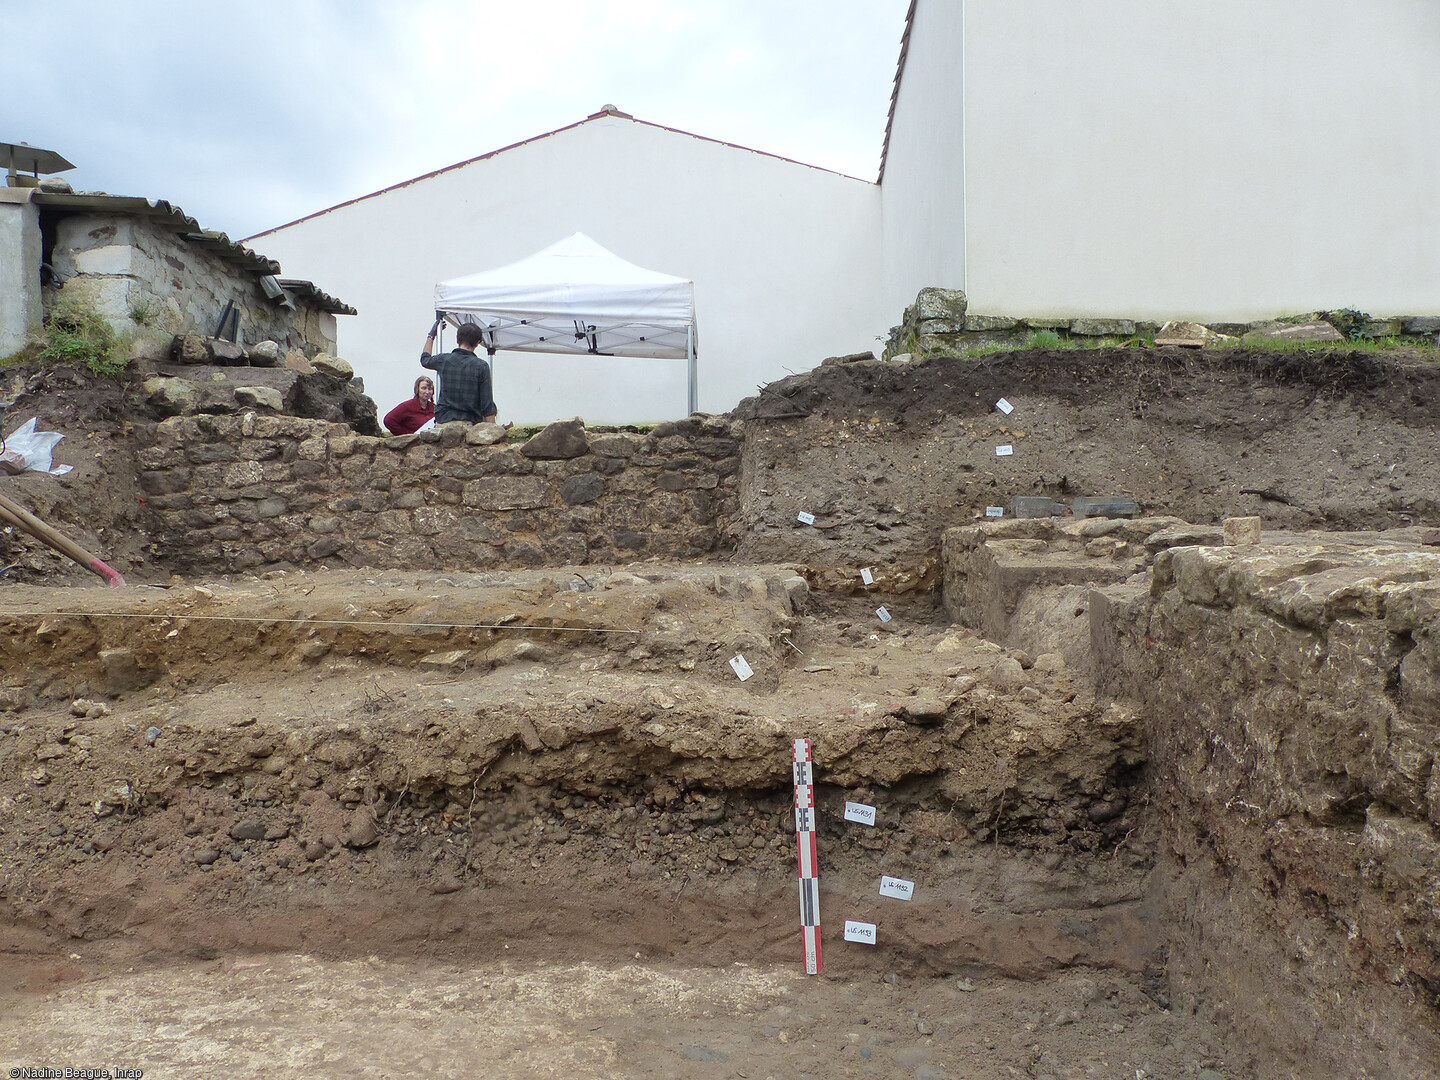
793, 737, 821, 975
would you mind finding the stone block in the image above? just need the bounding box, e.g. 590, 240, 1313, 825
1012, 496, 1066, 518
964, 314, 1018, 332
73, 243, 137, 275
657, 470, 686, 492
1223, 516, 1262, 546
1069, 318, 1136, 337
465, 422, 508, 446
305, 536, 341, 559
463, 475, 552, 511
1072, 496, 1139, 519
248, 340, 282, 366
143, 376, 198, 416
223, 460, 264, 487
1401, 315, 1440, 334
283, 349, 315, 374
1241, 321, 1342, 344
1144, 524, 1224, 552
311, 353, 353, 379
208, 339, 246, 365
521, 417, 588, 459
234, 385, 283, 410
560, 472, 606, 505
914, 287, 968, 323
587, 432, 641, 457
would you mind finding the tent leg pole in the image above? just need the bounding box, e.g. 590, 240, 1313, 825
687, 326, 696, 415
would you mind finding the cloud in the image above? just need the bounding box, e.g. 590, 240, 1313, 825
3, 0, 908, 238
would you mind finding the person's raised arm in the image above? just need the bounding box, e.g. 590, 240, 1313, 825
420, 317, 443, 364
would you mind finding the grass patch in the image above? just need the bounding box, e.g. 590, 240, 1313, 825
39, 305, 128, 379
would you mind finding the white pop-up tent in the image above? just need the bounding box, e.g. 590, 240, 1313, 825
434, 232, 699, 414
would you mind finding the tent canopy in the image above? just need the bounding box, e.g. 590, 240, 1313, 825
434, 233, 697, 360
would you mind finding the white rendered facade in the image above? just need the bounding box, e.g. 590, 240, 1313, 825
250, 114, 884, 426
252, 2, 1439, 424
884, 0, 1440, 321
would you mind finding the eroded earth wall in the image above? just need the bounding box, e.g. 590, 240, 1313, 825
735, 349, 1440, 592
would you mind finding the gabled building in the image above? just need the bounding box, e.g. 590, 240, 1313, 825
251, 0, 1440, 424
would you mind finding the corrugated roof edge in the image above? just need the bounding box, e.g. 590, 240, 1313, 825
34, 192, 282, 276
33, 192, 355, 314
877, 0, 919, 184
278, 279, 357, 316
243, 107, 875, 242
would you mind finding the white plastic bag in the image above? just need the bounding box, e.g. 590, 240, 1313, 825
0, 417, 73, 475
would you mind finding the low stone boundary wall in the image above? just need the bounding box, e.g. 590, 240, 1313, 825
135, 414, 740, 573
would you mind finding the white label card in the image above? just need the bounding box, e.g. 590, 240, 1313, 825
879, 875, 915, 901
729, 654, 754, 681
876, 606, 892, 623
995, 445, 1014, 457
860, 568, 874, 585
796, 511, 816, 525
996, 398, 1015, 415
844, 801, 877, 826
985, 506, 1004, 517
844, 920, 878, 944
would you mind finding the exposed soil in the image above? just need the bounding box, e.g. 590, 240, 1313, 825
3, 344, 1438, 1078
0, 567, 1243, 1079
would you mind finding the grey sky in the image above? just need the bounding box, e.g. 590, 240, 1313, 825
6, 1, 910, 243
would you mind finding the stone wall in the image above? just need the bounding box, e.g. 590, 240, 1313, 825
1091, 537, 1440, 1076
882, 287, 1440, 360
48, 212, 339, 354
135, 414, 740, 574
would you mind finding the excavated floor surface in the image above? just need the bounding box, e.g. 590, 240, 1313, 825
0, 566, 1252, 1079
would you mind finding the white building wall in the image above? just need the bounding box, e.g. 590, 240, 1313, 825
880, 0, 968, 319
0, 191, 43, 359
888, 0, 1440, 322
250, 116, 885, 426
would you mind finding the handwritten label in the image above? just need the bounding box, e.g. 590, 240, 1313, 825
729, 654, 754, 681
995, 445, 1014, 457
796, 511, 816, 525
860, 568, 874, 586
985, 506, 1004, 517
844, 920, 877, 944
876, 606, 892, 623
996, 398, 1015, 415
844, 801, 877, 826
879, 875, 915, 901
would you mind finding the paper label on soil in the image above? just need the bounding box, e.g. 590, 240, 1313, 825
985, 506, 1004, 517
860, 568, 874, 585
875, 607, 892, 623
729, 654, 754, 681
995, 445, 1014, 457
844, 801, 876, 826
844, 920, 877, 944
996, 398, 1015, 415
879, 875, 915, 901
796, 511, 816, 525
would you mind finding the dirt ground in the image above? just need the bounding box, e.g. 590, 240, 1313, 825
0, 566, 1249, 1079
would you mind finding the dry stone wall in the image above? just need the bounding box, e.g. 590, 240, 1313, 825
135, 414, 740, 574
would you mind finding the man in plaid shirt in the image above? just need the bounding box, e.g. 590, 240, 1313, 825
420, 320, 497, 424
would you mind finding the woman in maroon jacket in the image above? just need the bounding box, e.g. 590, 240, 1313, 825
383, 376, 436, 434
